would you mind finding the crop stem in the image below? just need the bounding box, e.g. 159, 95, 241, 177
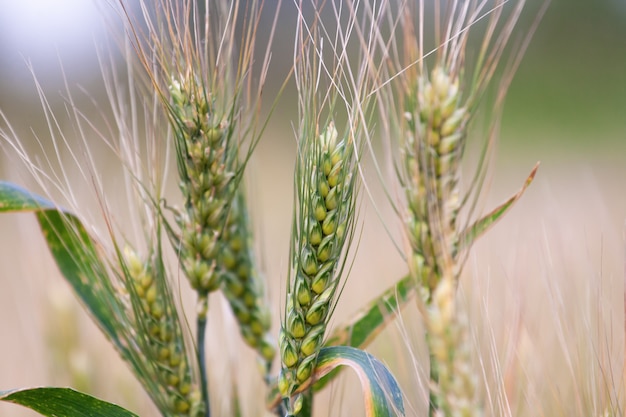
197, 294, 210, 417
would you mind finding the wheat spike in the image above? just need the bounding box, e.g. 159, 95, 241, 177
219, 188, 276, 373
169, 76, 237, 295
403, 66, 468, 303
278, 123, 356, 413
392, 2, 533, 415
123, 247, 205, 417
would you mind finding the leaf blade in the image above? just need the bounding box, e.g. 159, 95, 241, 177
0, 182, 126, 354
314, 346, 405, 417
459, 162, 539, 249
266, 275, 416, 409
0, 387, 138, 417
314, 275, 415, 391
0, 181, 55, 212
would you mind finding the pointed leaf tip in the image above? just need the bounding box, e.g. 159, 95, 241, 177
0, 387, 138, 416
460, 162, 539, 249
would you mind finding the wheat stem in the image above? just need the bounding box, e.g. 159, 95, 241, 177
197, 295, 210, 417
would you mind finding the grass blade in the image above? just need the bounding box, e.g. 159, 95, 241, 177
0, 181, 55, 212
269, 347, 406, 416
314, 275, 416, 391
459, 162, 539, 250
0, 387, 137, 416
0, 181, 126, 354
314, 346, 405, 417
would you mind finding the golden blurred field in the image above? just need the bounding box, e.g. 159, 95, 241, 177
0, 1, 625, 416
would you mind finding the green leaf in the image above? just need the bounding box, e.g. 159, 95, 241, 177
267, 348, 405, 415
0, 182, 55, 212
0, 387, 138, 416
459, 162, 539, 250
0, 182, 127, 355
314, 346, 405, 417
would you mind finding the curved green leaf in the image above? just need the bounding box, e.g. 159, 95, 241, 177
0, 387, 137, 416
315, 275, 415, 391
314, 346, 405, 417
0, 182, 127, 354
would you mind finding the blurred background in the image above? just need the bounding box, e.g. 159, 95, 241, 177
0, 0, 624, 416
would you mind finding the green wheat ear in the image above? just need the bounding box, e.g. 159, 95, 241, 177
219, 188, 276, 375
403, 66, 467, 304
120, 245, 205, 417
384, 1, 539, 415
168, 76, 237, 297
278, 122, 357, 414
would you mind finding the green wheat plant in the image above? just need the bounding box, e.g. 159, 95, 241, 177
370, 1, 547, 416
119, 0, 281, 398
2, 0, 619, 417
380, 0, 541, 298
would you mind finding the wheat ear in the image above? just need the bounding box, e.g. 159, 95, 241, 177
219, 188, 276, 375
278, 123, 356, 415
392, 1, 531, 415
123, 246, 205, 417
404, 67, 467, 304
169, 76, 236, 297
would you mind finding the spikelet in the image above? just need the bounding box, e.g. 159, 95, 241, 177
403, 67, 468, 303
278, 123, 356, 413
219, 188, 275, 373
123, 247, 205, 417
169, 76, 236, 295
